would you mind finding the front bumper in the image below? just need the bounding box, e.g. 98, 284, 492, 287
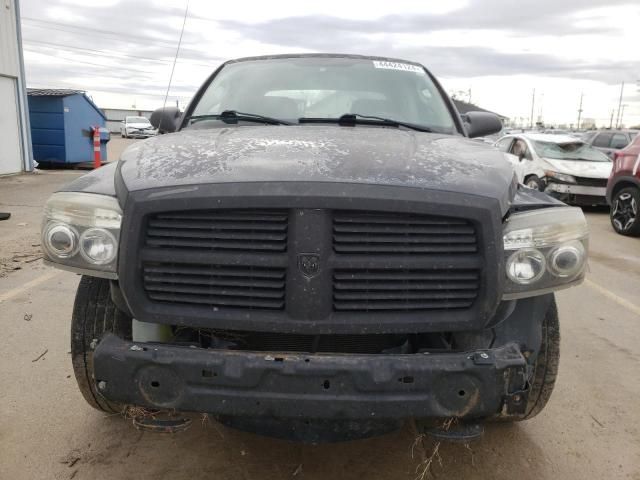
545, 182, 606, 197
93, 334, 529, 420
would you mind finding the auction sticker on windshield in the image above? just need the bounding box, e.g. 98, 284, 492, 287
372, 60, 423, 73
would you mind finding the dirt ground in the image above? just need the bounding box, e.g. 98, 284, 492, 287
1, 145, 639, 479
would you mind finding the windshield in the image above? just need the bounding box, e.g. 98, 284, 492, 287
127, 117, 149, 123
189, 57, 456, 133
532, 140, 610, 162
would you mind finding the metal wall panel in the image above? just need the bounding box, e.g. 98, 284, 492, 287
0, 76, 22, 174
0, 0, 19, 77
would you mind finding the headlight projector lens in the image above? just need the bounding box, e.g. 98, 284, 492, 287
506, 249, 546, 285
44, 224, 78, 258
80, 228, 117, 265
548, 242, 585, 278
45, 225, 78, 258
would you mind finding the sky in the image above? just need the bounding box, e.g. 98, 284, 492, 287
20, 0, 640, 128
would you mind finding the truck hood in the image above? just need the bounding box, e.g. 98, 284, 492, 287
118, 125, 516, 211
543, 158, 612, 179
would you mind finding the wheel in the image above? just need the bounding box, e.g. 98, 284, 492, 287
71, 276, 132, 413
610, 187, 640, 236
494, 298, 560, 421
524, 175, 544, 191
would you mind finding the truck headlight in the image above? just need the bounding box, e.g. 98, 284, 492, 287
41, 192, 122, 278
545, 171, 576, 184
502, 207, 588, 299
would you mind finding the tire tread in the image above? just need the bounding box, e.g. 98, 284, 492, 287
71, 276, 131, 413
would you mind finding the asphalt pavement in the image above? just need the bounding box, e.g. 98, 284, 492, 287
0, 145, 638, 480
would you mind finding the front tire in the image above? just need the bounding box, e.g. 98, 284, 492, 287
610, 187, 640, 236
71, 276, 132, 413
524, 175, 544, 191
494, 298, 560, 421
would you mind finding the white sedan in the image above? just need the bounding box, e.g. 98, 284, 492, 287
494, 133, 612, 205
120, 116, 157, 139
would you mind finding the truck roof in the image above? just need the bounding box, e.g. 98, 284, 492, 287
226, 53, 424, 67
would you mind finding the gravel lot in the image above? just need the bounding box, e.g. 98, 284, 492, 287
0, 141, 638, 479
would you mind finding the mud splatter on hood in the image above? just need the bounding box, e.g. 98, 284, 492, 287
119, 125, 515, 205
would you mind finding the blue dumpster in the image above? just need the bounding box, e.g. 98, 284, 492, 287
27, 89, 109, 165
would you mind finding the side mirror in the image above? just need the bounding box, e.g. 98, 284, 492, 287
462, 111, 503, 138
150, 106, 181, 134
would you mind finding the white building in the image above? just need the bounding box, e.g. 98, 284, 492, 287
0, 0, 32, 175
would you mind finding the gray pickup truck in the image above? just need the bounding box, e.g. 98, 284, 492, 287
42, 54, 588, 442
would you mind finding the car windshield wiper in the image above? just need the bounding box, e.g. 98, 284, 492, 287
186, 110, 293, 126
298, 113, 434, 133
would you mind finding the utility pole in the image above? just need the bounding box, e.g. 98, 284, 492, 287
619, 104, 627, 128
468, 87, 472, 105
615, 82, 624, 128
577, 93, 583, 130
529, 88, 536, 129
609, 110, 614, 129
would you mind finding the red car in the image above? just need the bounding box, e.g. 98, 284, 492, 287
607, 134, 640, 236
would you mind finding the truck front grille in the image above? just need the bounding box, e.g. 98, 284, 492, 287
333, 269, 480, 311
126, 196, 497, 333
145, 209, 288, 253
333, 211, 477, 254
142, 263, 286, 310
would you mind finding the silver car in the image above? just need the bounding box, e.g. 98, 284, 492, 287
583, 130, 638, 159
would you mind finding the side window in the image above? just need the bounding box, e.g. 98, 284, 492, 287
495, 137, 513, 152
610, 133, 628, 149
592, 133, 613, 148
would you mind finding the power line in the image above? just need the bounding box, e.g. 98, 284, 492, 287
22, 17, 181, 48
21, 17, 213, 60
23, 39, 215, 67
23, 47, 160, 75
26, 80, 194, 100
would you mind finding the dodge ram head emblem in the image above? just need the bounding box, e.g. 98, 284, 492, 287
298, 253, 320, 278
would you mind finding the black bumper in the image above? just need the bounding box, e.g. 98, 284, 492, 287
93, 334, 529, 420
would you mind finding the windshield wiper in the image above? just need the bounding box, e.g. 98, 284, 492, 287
298, 113, 434, 133
186, 110, 293, 125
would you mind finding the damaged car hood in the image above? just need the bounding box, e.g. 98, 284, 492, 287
543, 158, 612, 179
118, 125, 516, 210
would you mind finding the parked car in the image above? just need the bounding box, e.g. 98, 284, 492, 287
41, 54, 589, 443
584, 129, 638, 159
495, 133, 612, 205
606, 133, 640, 236
120, 116, 156, 138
